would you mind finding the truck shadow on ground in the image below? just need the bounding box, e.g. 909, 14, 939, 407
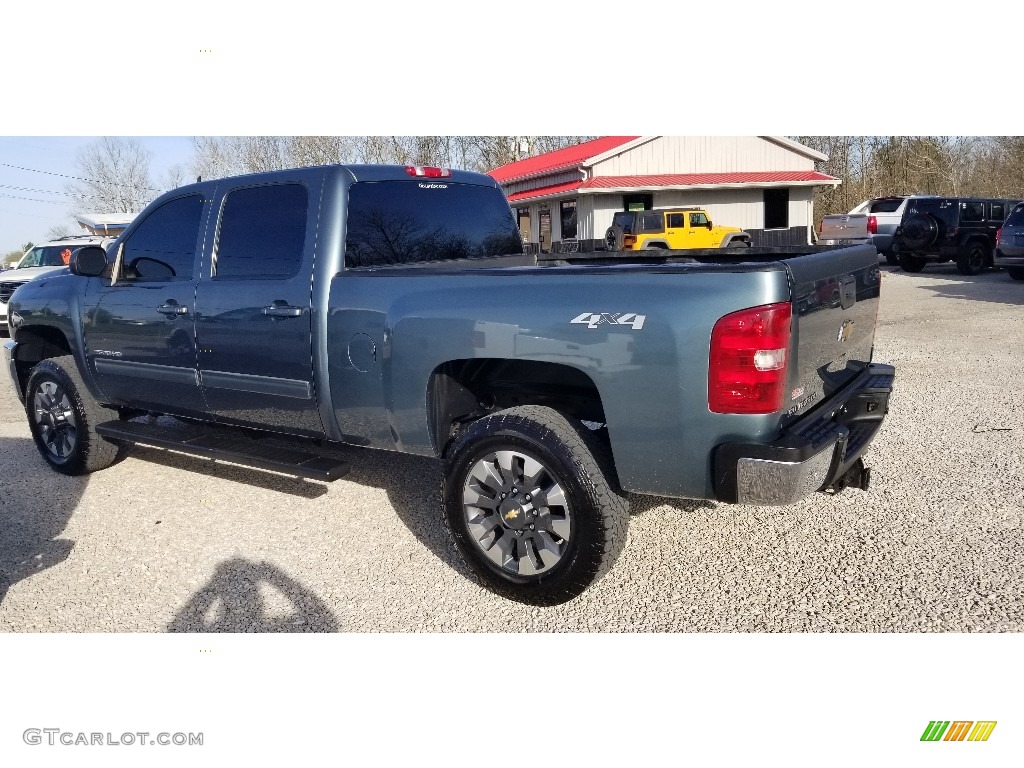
340, 450, 477, 583
168, 557, 339, 632
0, 438, 86, 608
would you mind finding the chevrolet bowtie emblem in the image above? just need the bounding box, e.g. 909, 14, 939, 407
837, 320, 855, 342
504, 509, 520, 520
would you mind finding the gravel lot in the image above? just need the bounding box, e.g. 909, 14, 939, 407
1, 265, 1022, 632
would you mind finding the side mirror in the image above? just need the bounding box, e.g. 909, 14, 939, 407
706, 221, 713, 229
69, 246, 108, 277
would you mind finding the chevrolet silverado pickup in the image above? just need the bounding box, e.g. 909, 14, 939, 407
3, 164, 895, 605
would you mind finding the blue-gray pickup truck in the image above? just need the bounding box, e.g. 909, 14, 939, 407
3, 164, 895, 604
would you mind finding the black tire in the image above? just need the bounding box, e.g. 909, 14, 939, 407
1007, 267, 1024, 281
604, 225, 624, 252
726, 238, 751, 248
900, 214, 939, 250
24, 355, 123, 475
898, 253, 927, 273
884, 250, 899, 266
441, 405, 629, 605
956, 242, 988, 276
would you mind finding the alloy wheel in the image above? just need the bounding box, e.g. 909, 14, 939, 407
461, 449, 572, 576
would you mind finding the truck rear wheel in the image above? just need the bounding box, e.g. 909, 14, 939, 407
25, 355, 123, 475
441, 405, 629, 605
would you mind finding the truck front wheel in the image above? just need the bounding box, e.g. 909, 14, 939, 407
441, 406, 629, 605
25, 355, 123, 475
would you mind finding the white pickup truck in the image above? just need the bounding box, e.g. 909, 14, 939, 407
818, 196, 931, 265
1, 236, 114, 331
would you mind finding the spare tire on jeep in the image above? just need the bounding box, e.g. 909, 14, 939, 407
899, 213, 939, 250
604, 225, 624, 251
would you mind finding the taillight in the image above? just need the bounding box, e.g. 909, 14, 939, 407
817, 219, 822, 235
996, 228, 1002, 246
867, 215, 877, 234
709, 302, 792, 414
405, 166, 451, 178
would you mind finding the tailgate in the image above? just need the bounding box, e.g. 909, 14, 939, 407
819, 213, 869, 242
783, 245, 881, 420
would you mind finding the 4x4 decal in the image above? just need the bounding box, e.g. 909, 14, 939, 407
571, 312, 647, 330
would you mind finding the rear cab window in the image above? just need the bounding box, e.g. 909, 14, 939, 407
344, 181, 522, 268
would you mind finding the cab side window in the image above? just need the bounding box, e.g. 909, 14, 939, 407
690, 212, 709, 227
667, 213, 685, 228
121, 196, 205, 281
214, 184, 308, 279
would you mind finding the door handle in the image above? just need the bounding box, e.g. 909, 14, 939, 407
262, 304, 304, 318
157, 302, 189, 316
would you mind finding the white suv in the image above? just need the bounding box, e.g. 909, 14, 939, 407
1, 235, 113, 331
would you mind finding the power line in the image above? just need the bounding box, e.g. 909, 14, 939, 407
0, 183, 108, 201
0, 193, 77, 205
0, 161, 165, 192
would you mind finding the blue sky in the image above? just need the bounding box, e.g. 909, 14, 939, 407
0, 137, 194, 253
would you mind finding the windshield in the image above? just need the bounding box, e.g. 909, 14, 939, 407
344, 181, 523, 267
17, 245, 77, 269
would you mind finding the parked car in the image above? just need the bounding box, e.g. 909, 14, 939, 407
892, 197, 1021, 275
4, 164, 894, 605
994, 202, 1024, 281
604, 207, 751, 250
1, 235, 114, 332
818, 196, 934, 265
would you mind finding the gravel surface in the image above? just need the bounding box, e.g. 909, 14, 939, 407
1, 264, 1022, 632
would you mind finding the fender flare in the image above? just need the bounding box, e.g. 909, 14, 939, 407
719, 231, 752, 248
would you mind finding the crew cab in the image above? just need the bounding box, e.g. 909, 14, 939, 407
3, 164, 895, 605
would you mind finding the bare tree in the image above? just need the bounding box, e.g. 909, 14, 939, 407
47, 223, 74, 239
65, 137, 157, 213
162, 163, 186, 191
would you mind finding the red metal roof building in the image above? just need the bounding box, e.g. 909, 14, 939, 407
488, 136, 841, 252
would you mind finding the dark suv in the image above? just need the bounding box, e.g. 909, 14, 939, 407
994, 202, 1024, 281
892, 197, 1021, 275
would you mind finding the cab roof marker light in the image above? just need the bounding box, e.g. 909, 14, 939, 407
405, 166, 452, 178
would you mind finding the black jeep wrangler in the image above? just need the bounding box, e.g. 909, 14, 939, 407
892, 197, 1021, 275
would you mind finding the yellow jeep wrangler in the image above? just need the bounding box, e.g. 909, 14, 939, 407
604, 208, 751, 250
